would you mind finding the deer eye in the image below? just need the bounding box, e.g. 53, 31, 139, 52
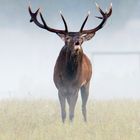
66, 37, 71, 42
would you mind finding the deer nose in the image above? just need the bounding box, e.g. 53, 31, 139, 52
75, 41, 80, 46
74, 43, 81, 51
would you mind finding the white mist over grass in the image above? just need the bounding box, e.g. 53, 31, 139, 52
92, 55, 140, 99
0, 28, 58, 99
0, 23, 140, 99
0, 0, 140, 99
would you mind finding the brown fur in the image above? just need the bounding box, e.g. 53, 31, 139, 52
53, 44, 92, 122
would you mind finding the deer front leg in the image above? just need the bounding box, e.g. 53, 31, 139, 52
67, 92, 78, 122
58, 91, 66, 123
81, 82, 90, 122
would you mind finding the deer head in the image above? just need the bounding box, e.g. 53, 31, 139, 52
28, 3, 112, 54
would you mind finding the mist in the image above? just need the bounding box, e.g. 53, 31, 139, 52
0, 0, 140, 99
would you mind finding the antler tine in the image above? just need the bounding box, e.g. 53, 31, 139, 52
80, 11, 90, 32
95, 2, 112, 19
81, 3, 112, 34
28, 6, 45, 28
95, 3, 105, 16
28, 5, 67, 34
60, 11, 68, 32
107, 3, 112, 17
39, 12, 48, 28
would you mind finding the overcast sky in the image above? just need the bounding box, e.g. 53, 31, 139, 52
0, 0, 140, 99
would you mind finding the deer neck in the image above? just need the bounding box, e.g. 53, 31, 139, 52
65, 47, 83, 79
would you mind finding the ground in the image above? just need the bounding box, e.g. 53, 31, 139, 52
0, 99, 140, 140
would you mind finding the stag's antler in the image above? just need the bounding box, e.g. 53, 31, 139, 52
80, 3, 112, 34
28, 6, 68, 34
80, 11, 90, 32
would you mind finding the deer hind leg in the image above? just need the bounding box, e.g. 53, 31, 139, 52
67, 92, 78, 122
81, 82, 90, 122
58, 91, 66, 123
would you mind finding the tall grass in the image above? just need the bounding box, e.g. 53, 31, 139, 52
0, 99, 140, 140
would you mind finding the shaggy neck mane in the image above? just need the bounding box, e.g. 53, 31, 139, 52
65, 49, 83, 79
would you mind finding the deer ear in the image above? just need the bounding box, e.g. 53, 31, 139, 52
57, 33, 66, 41
81, 33, 95, 41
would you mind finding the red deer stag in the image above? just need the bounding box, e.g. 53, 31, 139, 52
28, 3, 112, 122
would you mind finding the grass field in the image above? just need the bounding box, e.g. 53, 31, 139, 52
0, 99, 140, 140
